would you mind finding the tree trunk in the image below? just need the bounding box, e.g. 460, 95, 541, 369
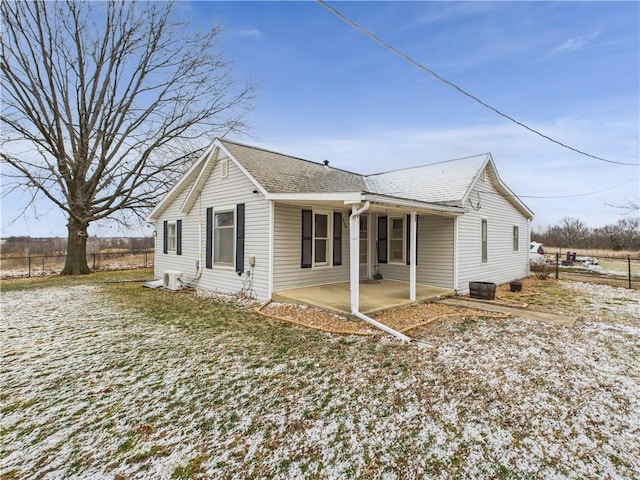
61, 218, 91, 275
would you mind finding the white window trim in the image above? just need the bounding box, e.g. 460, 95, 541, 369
312, 210, 332, 268
388, 215, 406, 265
167, 221, 177, 252
213, 206, 235, 269
359, 215, 368, 265
481, 218, 488, 264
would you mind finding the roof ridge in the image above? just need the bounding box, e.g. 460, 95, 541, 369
219, 138, 365, 177
366, 153, 490, 177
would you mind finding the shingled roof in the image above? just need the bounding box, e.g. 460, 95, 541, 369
150, 138, 533, 220
220, 140, 367, 194
364, 154, 490, 206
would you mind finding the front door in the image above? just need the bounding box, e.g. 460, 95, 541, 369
359, 215, 369, 279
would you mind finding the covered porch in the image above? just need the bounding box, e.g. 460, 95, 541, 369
273, 279, 454, 316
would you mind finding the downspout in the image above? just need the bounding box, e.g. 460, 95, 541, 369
349, 201, 412, 343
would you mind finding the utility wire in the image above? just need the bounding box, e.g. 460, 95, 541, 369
480, 177, 638, 199
318, 0, 638, 167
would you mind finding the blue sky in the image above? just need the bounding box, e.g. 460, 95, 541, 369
2, 1, 639, 237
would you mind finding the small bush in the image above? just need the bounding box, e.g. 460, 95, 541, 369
530, 262, 553, 280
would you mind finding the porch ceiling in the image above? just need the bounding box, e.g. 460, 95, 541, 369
272, 280, 455, 316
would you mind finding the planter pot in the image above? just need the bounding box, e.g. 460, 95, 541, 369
469, 281, 496, 300
510, 281, 523, 293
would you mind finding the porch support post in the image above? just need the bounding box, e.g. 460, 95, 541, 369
350, 205, 360, 312
410, 211, 417, 301
453, 216, 459, 292
349, 201, 370, 313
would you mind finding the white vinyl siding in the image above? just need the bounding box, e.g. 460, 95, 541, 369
456, 166, 530, 293
273, 203, 350, 291
155, 154, 270, 300
376, 213, 455, 290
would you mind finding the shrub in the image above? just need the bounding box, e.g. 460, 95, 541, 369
530, 262, 553, 280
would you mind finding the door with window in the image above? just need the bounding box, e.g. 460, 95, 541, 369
359, 215, 369, 279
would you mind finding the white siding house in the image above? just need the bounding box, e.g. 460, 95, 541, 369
150, 138, 534, 307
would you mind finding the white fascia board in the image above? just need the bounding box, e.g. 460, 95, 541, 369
362, 193, 465, 216
264, 192, 363, 202
216, 140, 269, 196
148, 142, 217, 220
180, 146, 219, 215
465, 155, 534, 220
460, 153, 491, 208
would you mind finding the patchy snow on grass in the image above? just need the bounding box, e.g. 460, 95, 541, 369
560, 281, 639, 323
1, 282, 639, 479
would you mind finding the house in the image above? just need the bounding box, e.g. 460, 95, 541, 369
149, 138, 533, 317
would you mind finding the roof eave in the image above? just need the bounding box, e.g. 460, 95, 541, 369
147, 142, 217, 221
264, 192, 364, 202
363, 192, 466, 216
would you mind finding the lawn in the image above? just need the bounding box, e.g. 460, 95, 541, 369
1, 272, 639, 479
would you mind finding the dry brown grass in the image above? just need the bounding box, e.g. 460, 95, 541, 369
544, 247, 638, 259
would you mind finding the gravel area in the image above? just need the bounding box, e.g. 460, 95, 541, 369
259, 300, 497, 337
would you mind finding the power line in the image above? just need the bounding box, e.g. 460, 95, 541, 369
317, 0, 638, 167
480, 177, 638, 199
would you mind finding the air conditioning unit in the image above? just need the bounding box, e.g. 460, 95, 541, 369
163, 271, 183, 290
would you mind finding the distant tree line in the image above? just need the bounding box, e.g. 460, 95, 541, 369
532, 217, 640, 251
1, 236, 154, 256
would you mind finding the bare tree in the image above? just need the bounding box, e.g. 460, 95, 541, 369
606, 199, 640, 215
1, 1, 253, 274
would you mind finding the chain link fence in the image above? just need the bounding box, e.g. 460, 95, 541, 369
531, 252, 639, 290
0, 251, 154, 278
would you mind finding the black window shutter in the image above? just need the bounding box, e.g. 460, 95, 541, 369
301, 209, 312, 268
377, 216, 387, 264
205, 207, 213, 269
163, 221, 168, 254
333, 212, 342, 266
176, 220, 182, 256
235, 203, 245, 274
406, 215, 419, 266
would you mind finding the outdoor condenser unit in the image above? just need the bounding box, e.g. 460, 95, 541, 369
163, 271, 183, 291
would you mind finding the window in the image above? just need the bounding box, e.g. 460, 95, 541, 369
513, 226, 519, 251
314, 212, 330, 266
389, 216, 405, 263
302, 210, 340, 268
359, 216, 368, 264
481, 219, 488, 263
167, 222, 177, 251
214, 210, 234, 266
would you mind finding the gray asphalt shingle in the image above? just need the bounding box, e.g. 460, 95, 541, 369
221, 139, 487, 205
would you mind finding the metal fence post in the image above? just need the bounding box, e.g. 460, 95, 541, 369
555, 253, 559, 280
28, 256, 31, 278
628, 255, 632, 290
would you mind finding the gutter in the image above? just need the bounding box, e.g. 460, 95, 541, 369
348, 201, 412, 343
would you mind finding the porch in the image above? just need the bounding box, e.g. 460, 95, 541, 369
272, 279, 455, 316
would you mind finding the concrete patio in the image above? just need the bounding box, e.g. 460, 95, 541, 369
272, 279, 455, 316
